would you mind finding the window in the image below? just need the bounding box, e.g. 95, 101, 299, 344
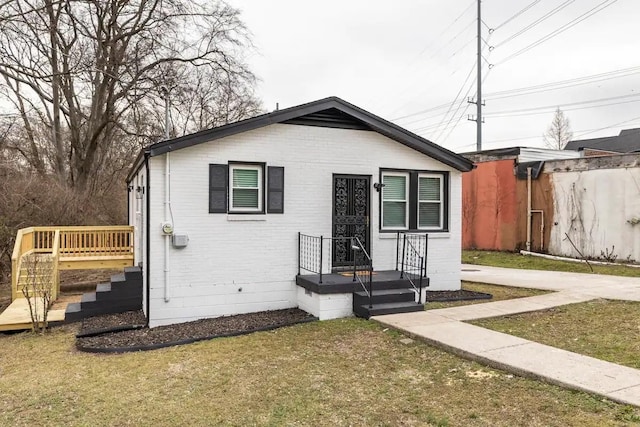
230, 164, 262, 212
209, 163, 284, 214
382, 172, 408, 229
380, 169, 448, 232
418, 174, 443, 229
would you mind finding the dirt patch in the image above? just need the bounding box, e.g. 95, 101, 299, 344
77, 308, 316, 352
426, 289, 492, 302
466, 369, 500, 379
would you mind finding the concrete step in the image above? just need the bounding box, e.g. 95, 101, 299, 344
353, 288, 416, 306
354, 301, 424, 319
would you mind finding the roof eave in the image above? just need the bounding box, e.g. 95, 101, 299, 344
139, 96, 474, 173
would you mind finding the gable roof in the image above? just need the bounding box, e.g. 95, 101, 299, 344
127, 97, 474, 182
564, 128, 640, 153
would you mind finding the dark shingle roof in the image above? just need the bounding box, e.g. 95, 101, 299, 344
127, 97, 474, 181
565, 128, 640, 153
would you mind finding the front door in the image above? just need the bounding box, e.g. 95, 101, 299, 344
332, 174, 370, 269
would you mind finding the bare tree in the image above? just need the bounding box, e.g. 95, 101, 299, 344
168, 66, 263, 136
20, 253, 55, 333
543, 107, 573, 150
0, 0, 261, 192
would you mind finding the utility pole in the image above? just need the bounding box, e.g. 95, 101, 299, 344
467, 0, 484, 151
476, 0, 482, 151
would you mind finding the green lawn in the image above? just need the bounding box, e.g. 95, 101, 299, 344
1, 320, 639, 426
426, 282, 548, 310
471, 299, 640, 370
463, 250, 640, 277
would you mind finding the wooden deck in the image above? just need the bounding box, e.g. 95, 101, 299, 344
0, 298, 68, 332
1, 225, 134, 332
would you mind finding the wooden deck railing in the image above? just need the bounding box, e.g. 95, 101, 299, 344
51, 230, 61, 301
11, 226, 134, 301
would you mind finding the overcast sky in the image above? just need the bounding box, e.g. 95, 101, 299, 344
226, 0, 639, 153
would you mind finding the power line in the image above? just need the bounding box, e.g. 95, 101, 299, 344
496, 0, 620, 65
484, 93, 640, 117
428, 60, 477, 140
486, 98, 640, 119
492, 0, 543, 31
392, 65, 640, 123
453, 115, 640, 150
485, 67, 640, 100
574, 115, 640, 138
441, 65, 493, 144
383, 0, 476, 115
410, 63, 491, 139
493, 0, 576, 48
415, 0, 477, 58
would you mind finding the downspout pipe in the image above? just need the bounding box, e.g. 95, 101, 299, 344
162, 88, 171, 304
144, 152, 151, 327
526, 166, 532, 252
164, 149, 171, 303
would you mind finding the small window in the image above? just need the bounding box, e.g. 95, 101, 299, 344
379, 168, 448, 232
382, 172, 408, 229
418, 174, 443, 229
230, 164, 262, 212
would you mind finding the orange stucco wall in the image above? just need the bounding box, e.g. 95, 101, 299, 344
462, 159, 519, 250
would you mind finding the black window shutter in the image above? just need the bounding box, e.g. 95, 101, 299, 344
408, 171, 419, 229
209, 164, 228, 213
267, 166, 284, 214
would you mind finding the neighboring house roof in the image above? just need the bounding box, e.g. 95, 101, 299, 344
461, 146, 580, 163
127, 96, 474, 182
564, 128, 640, 153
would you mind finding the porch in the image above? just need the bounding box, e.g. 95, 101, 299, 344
1, 226, 134, 331
296, 232, 429, 318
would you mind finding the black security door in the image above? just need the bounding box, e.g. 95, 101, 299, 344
332, 175, 370, 268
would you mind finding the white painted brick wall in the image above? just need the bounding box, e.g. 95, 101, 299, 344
296, 288, 353, 320
145, 123, 463, 327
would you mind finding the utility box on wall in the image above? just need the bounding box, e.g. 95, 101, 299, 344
172, 234, 189, 249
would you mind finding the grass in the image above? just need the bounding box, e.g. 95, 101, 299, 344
1, 320, 640, 426
426, 281, 548, 310
471, 299, 640, 370
463, 250, 640, 277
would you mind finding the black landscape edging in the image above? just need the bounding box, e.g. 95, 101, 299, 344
75, 316, 319, 354
425, 291, 492, 303
76, 324, 146, 338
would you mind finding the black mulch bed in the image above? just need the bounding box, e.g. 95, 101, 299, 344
76, 308, 317, 353
425, 289, 492, 302
79, 310, 147, 337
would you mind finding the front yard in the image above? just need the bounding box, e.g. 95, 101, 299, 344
1, 319, 639, 426
463, 250, 640, 277
426, 281, 548, 310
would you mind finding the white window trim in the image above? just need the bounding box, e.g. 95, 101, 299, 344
381, 171, 409, 230
417, 173, 443, 230
229, 164, 263, 213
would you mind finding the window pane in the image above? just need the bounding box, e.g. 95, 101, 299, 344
233, 188, 259, 208
383, 175, 406, 200
419, 202, 440, 228
233, 169, 258, 188
419, 177, 440, 201
383, 201, 406, 227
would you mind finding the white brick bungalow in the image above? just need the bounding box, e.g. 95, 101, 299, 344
126, 97, 474, 327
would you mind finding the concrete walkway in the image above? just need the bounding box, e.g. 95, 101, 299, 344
373, 265, 640, 406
